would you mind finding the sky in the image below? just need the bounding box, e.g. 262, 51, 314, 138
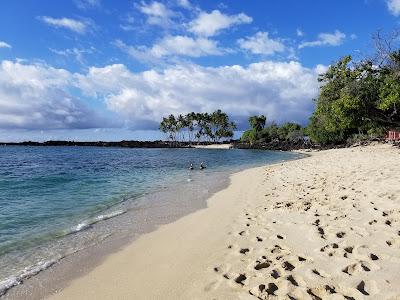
0, 0, 399, 142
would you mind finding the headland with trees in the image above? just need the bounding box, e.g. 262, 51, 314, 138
158, 30, 400, 150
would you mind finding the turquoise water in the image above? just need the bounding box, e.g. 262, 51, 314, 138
0, 146, 301, 295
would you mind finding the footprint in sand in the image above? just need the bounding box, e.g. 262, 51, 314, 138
282, 261, 296, 271
356, 280, 379, 296
312, 269, 325, 278
239, 248, 249, 255
234, 274, 246, 285
270, 269, 281, 279
336, 231, 346, 238
342, 260, 378, 275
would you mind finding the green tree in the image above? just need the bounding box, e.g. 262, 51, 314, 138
159, 110, 236, 143
308, 47, 400, 145
209, 110, 236, 142
248, 115, 266, 132
159, 114, 178, 142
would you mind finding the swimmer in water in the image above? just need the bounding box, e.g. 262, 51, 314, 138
189, 163, 194, 170
200, 162, 206, 170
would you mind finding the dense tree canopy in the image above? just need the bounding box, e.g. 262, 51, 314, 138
307, 36, 400, 144
241, 114, 304, 145
159, 110, 236, 143
161, 32, 399, 147
240, 31, 400, 147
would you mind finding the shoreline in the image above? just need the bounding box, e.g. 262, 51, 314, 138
2, 150, 302, 300
42, 144, 400, 299
193, 144, 233, 149
45, 165, 268, 300
4, 144, 399, 299
2, 170, 232, 300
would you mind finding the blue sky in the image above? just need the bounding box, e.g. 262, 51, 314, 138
0, 0, 399, 141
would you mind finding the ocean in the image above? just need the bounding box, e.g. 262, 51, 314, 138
0, 146, 302, 296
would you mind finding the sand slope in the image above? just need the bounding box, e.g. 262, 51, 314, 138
47, 144, 400, 300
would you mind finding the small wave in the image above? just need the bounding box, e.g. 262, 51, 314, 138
94, 210, 126, 222
70, 222, 92, 234
0, 277, 20, 297
0, 259, 59, 296
66, 209, 127, 236
1, 210, 128, 296
20, 259, 58, 279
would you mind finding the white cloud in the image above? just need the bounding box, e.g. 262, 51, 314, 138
238, 32, 285, 55
0, 60, 109, 130
119, 14, 136, 31
76, 61, 322, 129
139, 1, 175, 27
38, 16, 89, 34
189, 10, 252, 37
387, 0, 400, 15
115, 35, 223, 61
177, 0, 191, 9
296, 28, 304, 37
314, 64, 329, 75
0, 58, 323, 131
0, 41, 11, 49
50, 47, 95, 64
74, 0, 100, 10
299, 30, 346, 49
120, 24, 136, 31
151, 35, 222, 57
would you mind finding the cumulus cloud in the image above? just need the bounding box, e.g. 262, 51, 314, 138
139, 1, 175, 27
387, 0, 400, 15
0, 58, 323, 131
299, 30, 346, 49
152, 35, 223, 57
238, 32, 285, 55
0, 60, 111, 130
188, 10, 252, 37
75, 61, 323, 129
0, 41, 11, 49
115, 35, 223, 62
38, 16, 90, 34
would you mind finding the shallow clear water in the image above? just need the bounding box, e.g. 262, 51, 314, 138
0, 146, 301, 294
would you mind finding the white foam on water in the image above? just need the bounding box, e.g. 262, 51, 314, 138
0, 258, 59, 296
67, 209, 127, 236
71, 222, 92, 233
0, 209, 129, 296
94, 210, 126, 222
0, 276, 21, 296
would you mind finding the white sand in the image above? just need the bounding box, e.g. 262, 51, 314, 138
47, 144, 400, 300
193, 144, 233, 149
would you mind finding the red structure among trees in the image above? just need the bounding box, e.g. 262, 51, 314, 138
387, 130, 400, 141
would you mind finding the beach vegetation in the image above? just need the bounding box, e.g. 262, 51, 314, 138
307, 31, 400, 145
241, 115, 304, 145
159, 110, 236, 143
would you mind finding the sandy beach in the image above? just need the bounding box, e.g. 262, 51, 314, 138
193, 144, 233, 149
44, 144, 400, 300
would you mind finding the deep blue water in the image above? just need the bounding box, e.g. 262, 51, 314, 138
0, 146, 301, 294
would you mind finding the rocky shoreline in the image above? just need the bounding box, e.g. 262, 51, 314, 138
1, 139, 396, 151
